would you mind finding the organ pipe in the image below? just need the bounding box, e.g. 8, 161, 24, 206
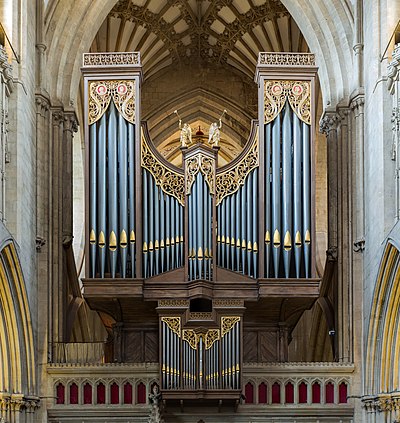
272, 114, 281, 278
302, 122, 311, 277
264, 123, 271, 278
98, 114, 106, 278
118, 114, 128, 278
293, 112, 302, 278
282, 104, 292, 278
128, 123, 136, 278
89, 123, 97, 278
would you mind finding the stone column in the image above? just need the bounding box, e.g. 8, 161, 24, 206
50, 107, 65, 345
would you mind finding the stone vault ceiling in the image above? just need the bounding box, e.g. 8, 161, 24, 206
91, 0, 309, 79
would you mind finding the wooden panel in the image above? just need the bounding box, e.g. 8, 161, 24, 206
144, 331, 158, 362
259, 331, 278, 362
124, 331, 143, 362
243, 331, 258, 362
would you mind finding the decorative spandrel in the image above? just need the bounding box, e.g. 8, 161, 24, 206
185, 154, 215, 196
264, 80, 311, 125
88, 80, 136, 125
215, 132, 259, 206
141, 134, 185, 206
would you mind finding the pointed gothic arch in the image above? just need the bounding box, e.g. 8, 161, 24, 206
0, 235, 38, 418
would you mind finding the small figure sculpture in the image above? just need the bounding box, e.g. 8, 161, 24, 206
174, 110, 192, 147
148, 384, 164, 423
208, 109, 227, 147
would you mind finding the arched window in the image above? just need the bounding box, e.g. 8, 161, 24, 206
110, 382, 119, 404
272, 382, 281, 404
69, 383, 78, 404
244, 382, 254, 404
258, 382, 267, 404
312, 382, 321, 403
325, 382, 334, 403
124, 382, 133, 404
83, 383, 92, 404
56, 383, 65, 404
298, 382, 307, 403
285, 382, 294, 404
137, 382, 146, 404
97, 382, 105, 404
339, 382, 348, 403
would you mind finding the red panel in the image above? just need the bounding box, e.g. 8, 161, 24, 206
245, 382, 254, 404
83, 383, 92, 404
97, 383, 105, 404
339, 383, 348, 403
272, 382, 281, 404
70, 383, 78, 405
285, 382, 294, 404
111, 382, 119, 404
312, 382, 321, 403
325, 382, 334, 403
258, 382, 267, 404
137, 382, 146, 404
298, 382, 307, 403
56, 383, 65, 404
124, 383, 133, 404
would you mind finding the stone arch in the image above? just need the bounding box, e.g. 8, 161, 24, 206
366, 241, 400, 395
0, 235, 36, 398
44, 0, 354, 107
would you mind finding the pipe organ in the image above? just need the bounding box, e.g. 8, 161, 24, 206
81, 52, 319, 402
160, 311, 242, 393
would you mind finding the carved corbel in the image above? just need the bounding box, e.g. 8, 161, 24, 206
388, 44, 400, 95
353, 237, 365, 253
319, 112, 339, 135
326, 246, 338, 262
0, 45, 13, 95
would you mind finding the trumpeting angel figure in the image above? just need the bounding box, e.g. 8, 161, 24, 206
208, 110, 227, 147
174, 110, 192, 147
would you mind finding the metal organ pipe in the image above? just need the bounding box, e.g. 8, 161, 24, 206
293, 113, 302, 278
272, 114, 281, 277
89, 123, 97, 277
98, 114, 106, 278
108, 104, 118, 278
118, 114, 128, 278
128, 123, 136, 277
197, 173, 204, 278
282, 104, 292, 278
246, 171, 252, 277
142, 170, 149, 278
154, 184, 160, 275
264, 123, 271, 278
252, 168, 258, 278
302, 122, 311, 277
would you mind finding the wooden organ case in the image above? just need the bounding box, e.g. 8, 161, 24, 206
81, 52, 320, 405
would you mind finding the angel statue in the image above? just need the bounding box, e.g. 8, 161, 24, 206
208, 109, 227, 147
148, 384, 164, 423
174, 110, 192, 148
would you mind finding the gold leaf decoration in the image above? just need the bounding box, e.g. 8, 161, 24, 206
141, 133, 185, 206
88, 80, 136, 125
182, 329, 198, 350
185, 154, 215, 196
264, 80, 311, 125
205, 329, 220, 350
161, 317, 181, 337
221, 316, 240, 337
215, 133, 258, 206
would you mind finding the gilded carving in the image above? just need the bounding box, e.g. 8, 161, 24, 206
215, 133, 258, 206
83, 52, 140, 67
205, 329, 220, 350
221, 316, 240, 337
158, 300, 188, 307
185, 154, 215, 196
182, 329, 197, 350
213, 299, 243, 307
141, 134, 185, 206
88, 80, 136, 125
161, 317, 181, 337
258, 52, 316, 67
264, 80, 311, 125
